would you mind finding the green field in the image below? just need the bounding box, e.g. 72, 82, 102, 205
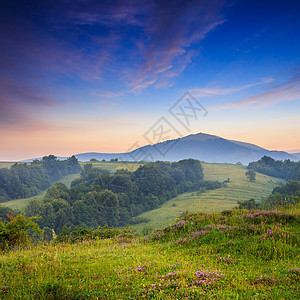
132, 163, 286, 233
0, 162, 17, 169
0, 206, 299, 299
80, 161, 143, 173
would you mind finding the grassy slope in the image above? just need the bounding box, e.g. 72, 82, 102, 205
80, 161, 143, 173
0, 162, 17, 169
0, 206, 299, 299
132, 163, 286, 233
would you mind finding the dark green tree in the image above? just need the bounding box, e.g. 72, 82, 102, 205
245, 170, 256, 182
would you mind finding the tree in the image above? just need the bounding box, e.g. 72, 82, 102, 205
237, 198, 259, 209
90, 158, 99, 162
0, 214, 42, 251
245, 170, 256, 182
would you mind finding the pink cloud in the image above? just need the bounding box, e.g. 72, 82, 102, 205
0, 0, 232, 101
0, 78, 60, 132
191, 77, 275, 97
211, 70, 300, 110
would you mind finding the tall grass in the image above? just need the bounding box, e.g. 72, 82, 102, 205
0, 206, 299, 299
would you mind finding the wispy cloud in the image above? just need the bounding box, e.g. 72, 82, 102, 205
59, 0, 151, 26
0, 0, 233, 96
90, 89, 123, 98
211, 69, 300, 110
0, 78, 59, 131
191, 77, 274, 97
128, 0, 229, 92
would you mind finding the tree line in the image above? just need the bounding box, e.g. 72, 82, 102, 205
247, 156, 300, 180
24, 159, 223, 233
237, 180, 300, 210
0, 155, 81, 202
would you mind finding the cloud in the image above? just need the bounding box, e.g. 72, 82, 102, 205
211, 69, 300, 110
90, 89, 123, 98
0, 1, 121, 83
0, 78, 59, 130
128, 0, 229, 92
191, 77, 275, 97
59, 0, 151, 26
0, 78, 57, 107
0, 0, 232, 95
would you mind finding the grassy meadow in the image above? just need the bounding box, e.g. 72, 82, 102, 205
0, 162, 17, 169
80, 161, 143, 173
132, 163, 286, 233
0, 205, 299, 299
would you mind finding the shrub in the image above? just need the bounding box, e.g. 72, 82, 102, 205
55, 224, 133, 243
0, 214, 42, 251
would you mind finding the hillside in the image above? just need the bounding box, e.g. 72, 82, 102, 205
0, 173, 81, 210
0, 206, 299, 299
22, 132, 297, 165
0, 162, 285, 218
0, 162, 141, 210
128, 133, 297, 164
132, 163, 286, 232
291, 152, 300, 160
0, 162, 16, 169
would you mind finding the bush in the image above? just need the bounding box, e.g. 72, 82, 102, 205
55, 224, 133, 243
0, 214, 42, 251
142, 225, 153, 236
236, 199, 259, 210
130, 216, 151, 225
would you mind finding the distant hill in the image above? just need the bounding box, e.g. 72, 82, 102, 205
291, 152, 300, 160
127, 133, 297, 164
22, 132, 298, 165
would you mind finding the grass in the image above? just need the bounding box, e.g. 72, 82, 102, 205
80, 161, 143, 173
0, 173, 81, 211
132, 163, 286, 233
0, 205, 299, 299
0, 162, 286, 226
0, 162, 17, 169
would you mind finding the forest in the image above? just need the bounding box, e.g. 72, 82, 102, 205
23, 159, 223, 233
247, 156, 300, 180
0, 155, 81, 202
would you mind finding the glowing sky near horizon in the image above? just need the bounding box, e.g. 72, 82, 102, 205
0, 0, 299, 161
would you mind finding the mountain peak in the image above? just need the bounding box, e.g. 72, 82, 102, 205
22, 132, 298, 164
182, 132, 220, 142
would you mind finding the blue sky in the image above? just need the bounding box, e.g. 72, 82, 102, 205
0, 0, 299, 160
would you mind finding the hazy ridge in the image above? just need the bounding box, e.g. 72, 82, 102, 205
22, 132, 298, 164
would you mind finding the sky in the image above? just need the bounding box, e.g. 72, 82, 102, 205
0, 0, 299, 161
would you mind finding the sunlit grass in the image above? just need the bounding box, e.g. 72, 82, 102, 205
80, 161, 143, 173
0, 162, 17, 169
132, 163, 286, 233
0, 206, 299, 299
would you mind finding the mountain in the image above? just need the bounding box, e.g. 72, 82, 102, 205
126, 133, 297, 165
291, 152, 300, 160
22, 133, 298, 165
